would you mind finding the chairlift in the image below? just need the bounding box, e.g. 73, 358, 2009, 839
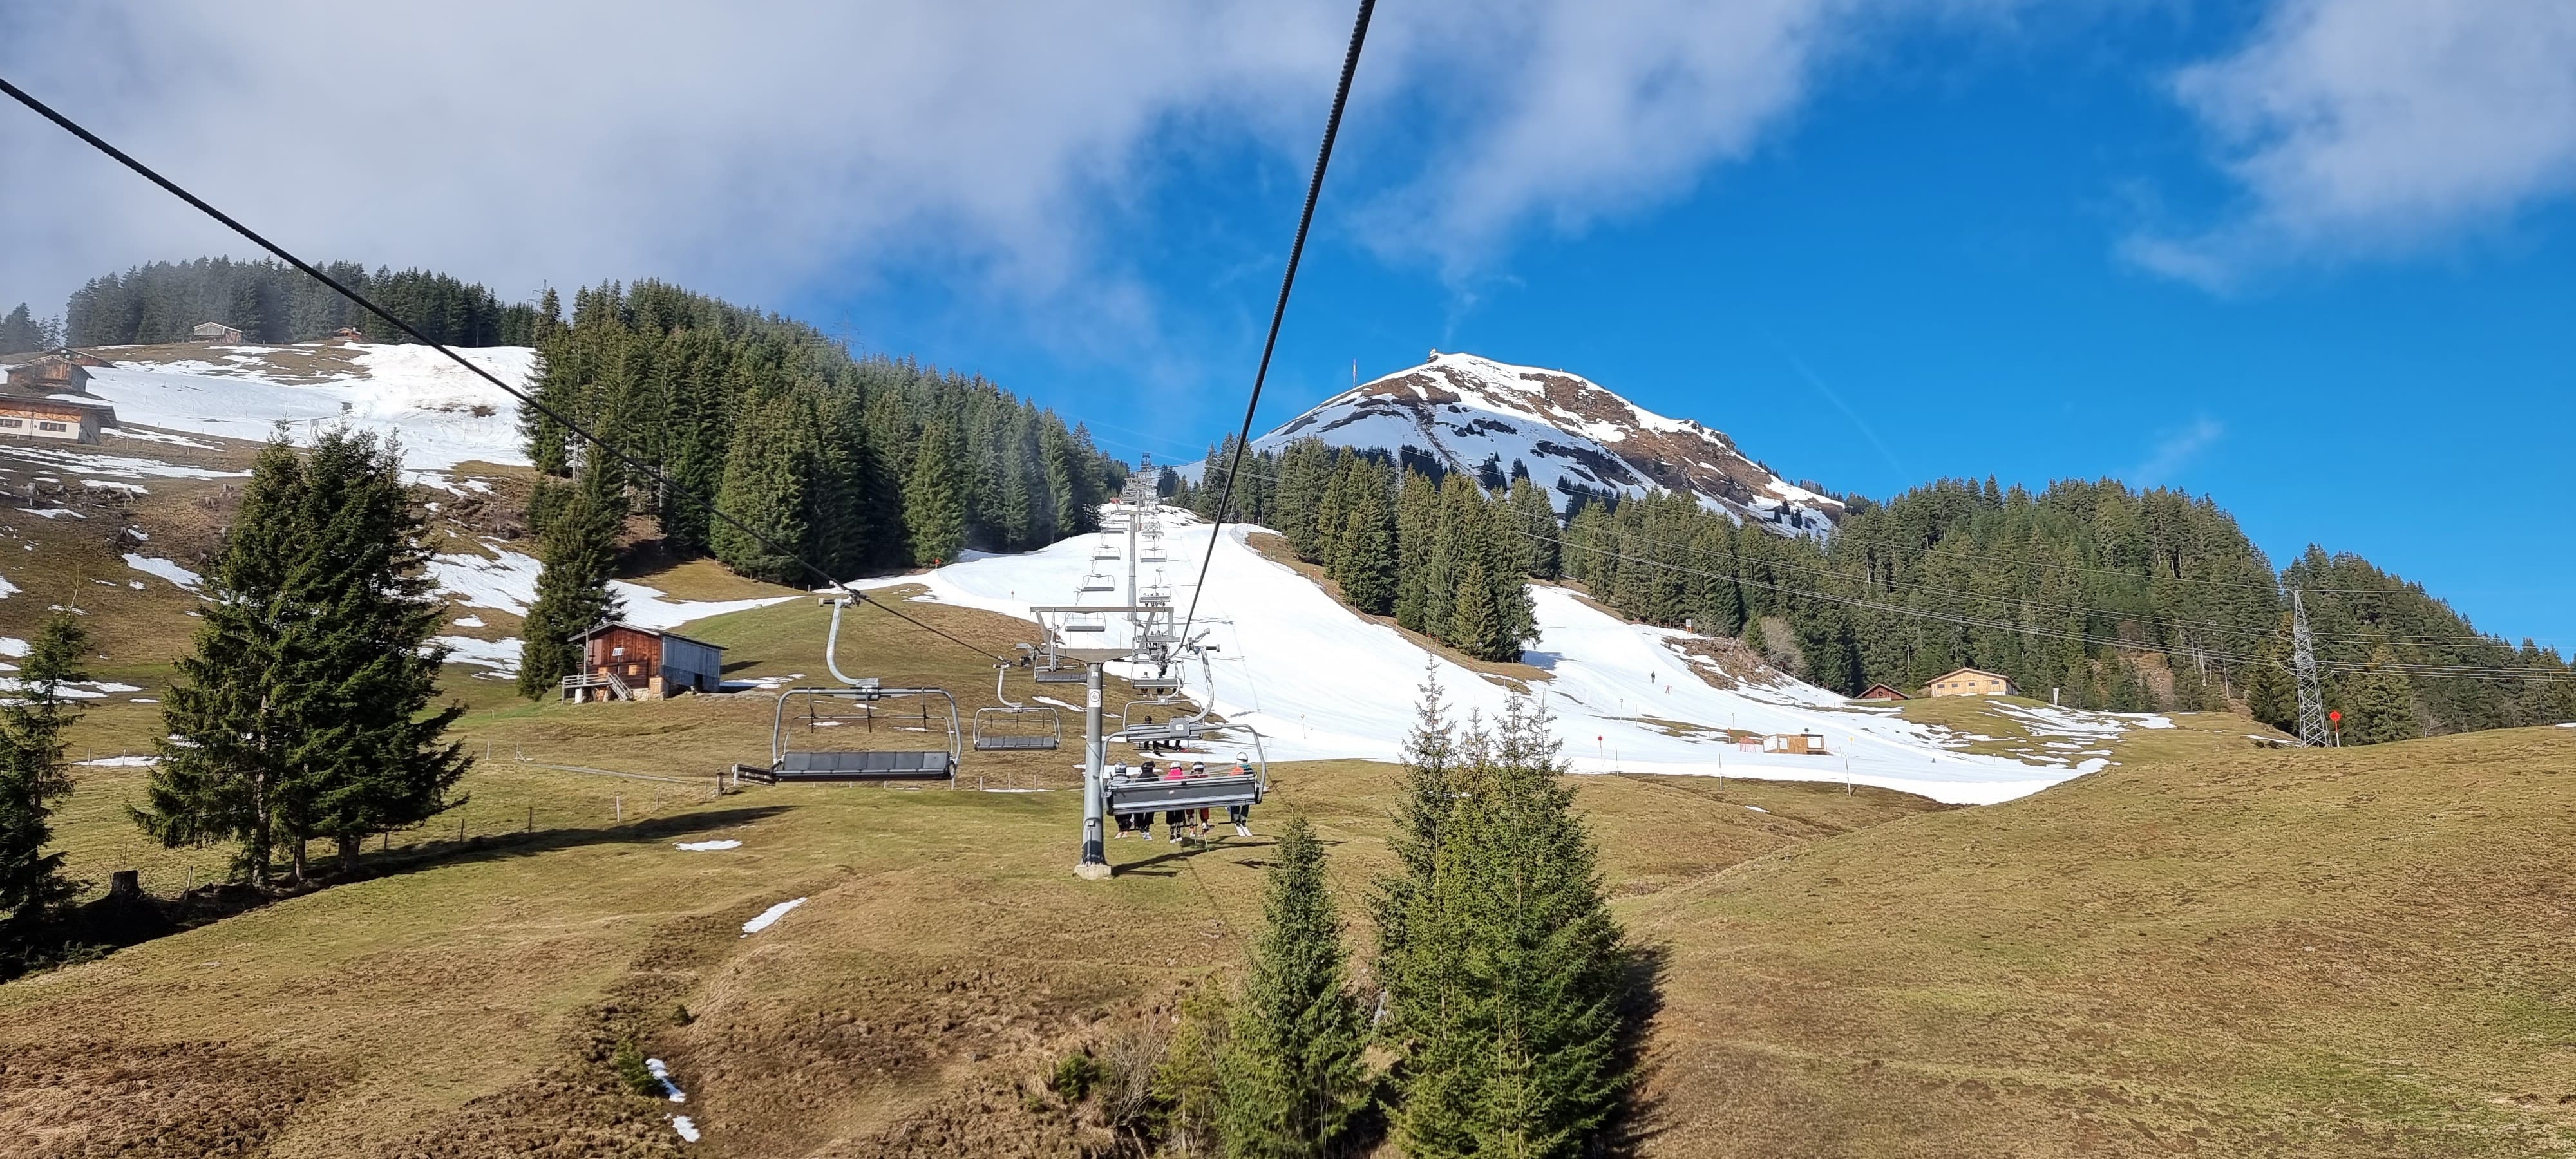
1116, 648, 1215, 744
1104, 724, 1270, 815
746, 598, 961, 784
1079, 572, 1116, 593
973, 664, 1062, 751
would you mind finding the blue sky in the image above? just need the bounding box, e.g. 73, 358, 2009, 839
790, 5, 2576, 650
7, 1, 2571, 646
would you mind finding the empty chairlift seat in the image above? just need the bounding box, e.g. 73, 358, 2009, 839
974, 665, 1063, 751
767, 683, 962, 786
776, 748, 957, 780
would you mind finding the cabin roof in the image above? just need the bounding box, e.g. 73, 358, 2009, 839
574, 620, 722, 650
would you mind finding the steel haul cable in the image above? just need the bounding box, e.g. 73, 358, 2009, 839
1175, 0, 1377, 647
0, 75, 1006, 666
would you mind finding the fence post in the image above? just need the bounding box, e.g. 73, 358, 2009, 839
526, 804, 533, 833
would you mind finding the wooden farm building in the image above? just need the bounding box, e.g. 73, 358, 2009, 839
0, 393, 115, 444
6, 355, 93, 395
191, 321, 245, 344
1923, 666, 2020, 698
1855, 683, 1909, 701
46, 347, 111, 368
563, 622, 724, 702
332, 326, 366, 342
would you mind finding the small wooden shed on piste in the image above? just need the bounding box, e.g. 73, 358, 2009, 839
562, 621, 724, 702
1855, 683, 1909, 701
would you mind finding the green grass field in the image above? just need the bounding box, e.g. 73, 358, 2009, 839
5, 485, 2571, 1156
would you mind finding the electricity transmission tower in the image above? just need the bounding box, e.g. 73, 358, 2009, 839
2290, 588, 2331, 747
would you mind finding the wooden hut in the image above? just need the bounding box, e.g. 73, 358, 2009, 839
563, 621, 725, 702
5, 355, 92, 395
1855, 683, 1909, 701
191, 321, 245, 344
1923, 666, 2020, 698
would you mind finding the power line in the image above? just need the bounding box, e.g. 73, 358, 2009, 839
1175, 0, 1376, 648
0, 73, 1009, 666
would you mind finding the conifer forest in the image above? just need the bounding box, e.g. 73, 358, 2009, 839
1182, 438, 2573, 744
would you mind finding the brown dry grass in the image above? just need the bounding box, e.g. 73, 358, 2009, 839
8, 481, 2571, 1155
1628, 726, 2576, 1157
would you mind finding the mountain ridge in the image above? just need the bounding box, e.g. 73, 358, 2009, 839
1252, 350, 1843, 538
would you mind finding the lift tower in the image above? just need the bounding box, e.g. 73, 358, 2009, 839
1031, 603, 1178, 879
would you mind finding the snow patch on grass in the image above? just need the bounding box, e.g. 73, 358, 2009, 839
124, 554, 204, 590
741, 897, 806, 936
675, 840, 742, 851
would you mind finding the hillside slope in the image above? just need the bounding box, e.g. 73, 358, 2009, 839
863, 509, 2231, 804
1631, 725, 2576, 1156
7, 620, 2566, 1156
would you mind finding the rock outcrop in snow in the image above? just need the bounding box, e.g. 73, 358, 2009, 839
1254, 352, 1841, 538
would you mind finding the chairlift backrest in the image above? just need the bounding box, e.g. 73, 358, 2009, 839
973, 664, 1061, 751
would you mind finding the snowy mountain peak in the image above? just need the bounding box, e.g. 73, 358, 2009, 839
1262, 351, 1841, 536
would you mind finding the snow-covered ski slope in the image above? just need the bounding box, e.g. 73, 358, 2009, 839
1241, 352, 1841, 538
79, 343, 535, 480
862, 512, 2083, 805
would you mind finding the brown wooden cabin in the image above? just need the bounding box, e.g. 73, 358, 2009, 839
5, 356, 92, 395
564, 621, 724, 702
1855, 683, 1909, 701
191, 321, 245, 344
333, 326, 366, 343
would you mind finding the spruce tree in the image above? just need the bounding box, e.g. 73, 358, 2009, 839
0, 614, 87, 935
2244, 659, 2295, 732
138, 438, 307, 883
2352, 650, 2419, 744
518, 460, 629, 699
0, 304, 44, 355
138, 432, 469, 883
1446, 557, 1502, 661
1372, 665, 1458, 1034
285, 433, 473, 870
1218, 816, 1371, 1157
904, 420, 969, 565
1507, 477, 1559, 580
1392, 701, 1632, 1158
711, 391, 812, 583
1335, 479, 1398, 616
1393, 472, 1441, 634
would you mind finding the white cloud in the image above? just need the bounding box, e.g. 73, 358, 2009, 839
0, 1, 2039, 348
2130, 0, 2576, 288
1359, 0, 2034, 279
0, 2, 1347, 324
2131, 415, 2224, 485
